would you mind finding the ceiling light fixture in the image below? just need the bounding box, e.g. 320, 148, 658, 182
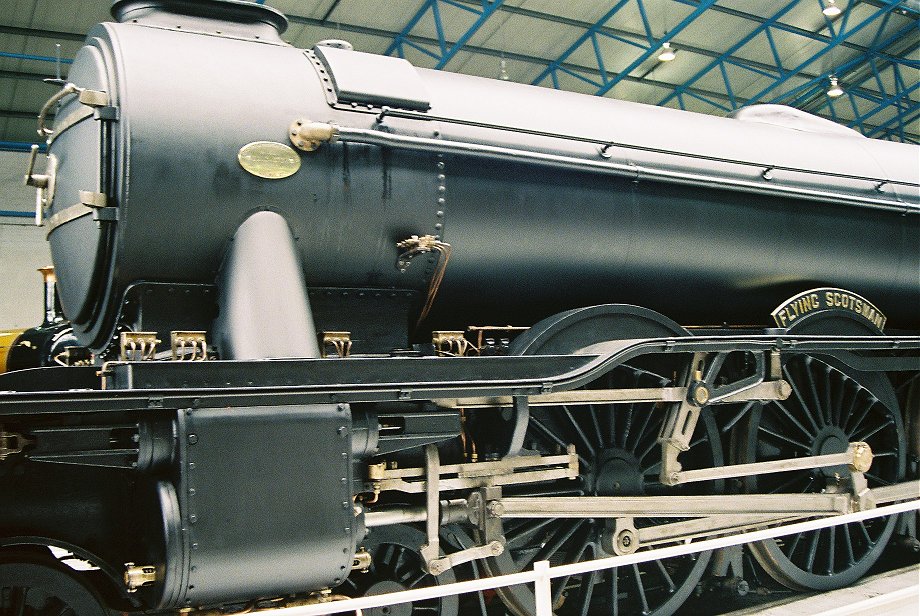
499, 58, 510, 81
827, 76, 844, 97
822, 0, 842, 17
657, 42, 676, 62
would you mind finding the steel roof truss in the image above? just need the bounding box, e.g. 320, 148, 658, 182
385, 0, 505, 70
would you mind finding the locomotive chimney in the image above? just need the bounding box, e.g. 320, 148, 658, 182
111, 0, 288, 42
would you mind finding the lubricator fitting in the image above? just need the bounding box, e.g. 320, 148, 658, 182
848, 442, 873, 473
124, 563, 156, 592
289, 119, 338, 151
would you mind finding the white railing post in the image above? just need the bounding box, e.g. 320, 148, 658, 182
534, 560, 553, 616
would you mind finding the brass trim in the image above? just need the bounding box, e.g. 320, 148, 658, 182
170, 331, 208, 361
321, 331, 352, 358
124, 563, 156, 592
771, 287, 887, 332
0, 426, 33, 461
289, 119, 338, 152
237, 141, 301, 179
120, 332, 159, 362
432, 331, 469, 356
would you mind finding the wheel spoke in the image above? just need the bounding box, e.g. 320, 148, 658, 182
785, 365, 822, 433
830, 370, 845, 427
722, 401, 755, 434
843, 524, 856, 565
688, 434, 711, 451
852, 417, 893, 443
506, 518, 558, 549
627, 406, 655, 453
526, 520, 584, 569
655, 558, 677, 593
531, 417, 590, 469
844, 389, 872, 434
607, 400, 617, 448
757, 425, 810, 451
562, 406, 596, 457
785, 531, 806, 558
401, 568, 429, 588
610, 567, 619, 616
804, 359, 827, 426
577, 568, 599, 616
864, 472, 892, 486
587, 406, 604, 449
380, 544, 398, 574
620, 404, 635, 449
826, 526, 836, 575
804, 530, 821, 573
631, 563, 650, 614
773, 400, 816, 439
857, 521, 874, 545
638, 437, 660, 466
551, 531, 592, 605
767, 472, 809, 495
870, 450, 897, 458
821, 366, 834, 426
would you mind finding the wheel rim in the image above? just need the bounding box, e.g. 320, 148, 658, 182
486, 365, 723, 616
737, 355, 905, 591
341, 524, 458, 616
0, 551, 109, 616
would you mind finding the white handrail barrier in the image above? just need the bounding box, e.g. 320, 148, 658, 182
260, 500, 920, 616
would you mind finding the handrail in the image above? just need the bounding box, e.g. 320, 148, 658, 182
262, 499, 920, 616
333, 125, 919, 214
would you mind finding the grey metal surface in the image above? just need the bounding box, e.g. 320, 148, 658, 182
41, 2, 920, 354
315, 45, 431, 111
213, 211, 320, 360
178, 403, 354, 606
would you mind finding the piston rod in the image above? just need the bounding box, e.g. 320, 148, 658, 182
497, 492, 857, 518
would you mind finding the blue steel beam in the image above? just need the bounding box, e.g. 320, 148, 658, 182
776, 22, 917, 106
0, 51, 72, 64
658, 0, 916, 141
769, 18, 919, 140
741, 2, 905, 106
386, 0, 505, 69
672, 0, 919, 46
659, 0, 800, 108
531, 0, 718, 96
867, 107, 920, 142
0, 141, 46, 152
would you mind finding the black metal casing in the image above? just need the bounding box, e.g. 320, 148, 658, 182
42, 1, 919, 354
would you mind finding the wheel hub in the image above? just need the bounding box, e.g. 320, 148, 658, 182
365, 581, 412, 616
812, 426, 849, 478
592, 449, 644, 496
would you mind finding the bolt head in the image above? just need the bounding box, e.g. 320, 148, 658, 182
693, 385, 710, 405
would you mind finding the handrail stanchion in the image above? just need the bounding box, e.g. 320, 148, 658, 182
534, 560, 553, 616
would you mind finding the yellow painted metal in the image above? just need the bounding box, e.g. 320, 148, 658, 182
0, 329, 25, 373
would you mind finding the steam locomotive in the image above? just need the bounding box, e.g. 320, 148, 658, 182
1, 1, 918, 615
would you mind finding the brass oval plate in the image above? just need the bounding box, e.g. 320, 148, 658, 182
238, 141, 301, 179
